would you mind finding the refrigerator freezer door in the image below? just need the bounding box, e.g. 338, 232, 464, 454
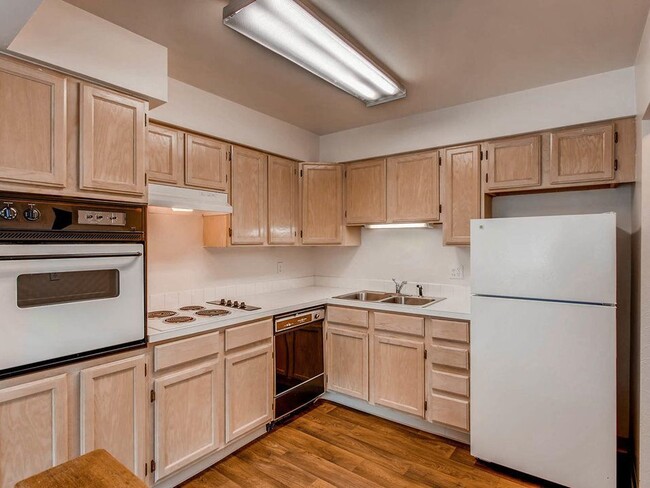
471, 213, 616, 304
470, 295, 616, 488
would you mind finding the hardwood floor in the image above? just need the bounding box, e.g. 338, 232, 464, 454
181, 401, 554, 488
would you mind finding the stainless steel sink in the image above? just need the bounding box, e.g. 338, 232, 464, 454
334, 290, 394, 301
379, 295, 444, 307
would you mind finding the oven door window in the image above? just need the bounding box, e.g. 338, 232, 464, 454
17, 269, 120, 308
275, 322, 324, 394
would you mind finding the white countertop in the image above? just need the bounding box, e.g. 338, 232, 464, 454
147, 286, 471, 343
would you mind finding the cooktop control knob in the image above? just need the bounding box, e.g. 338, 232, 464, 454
233, 301, 239, 308
239, 302, 246, 309
220, 299, 226, 305
226, 299, 232, 307
0, 202, 17, 221
23, 204, 41, 222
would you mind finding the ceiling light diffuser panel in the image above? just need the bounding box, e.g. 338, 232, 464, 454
223, 0, 406, 106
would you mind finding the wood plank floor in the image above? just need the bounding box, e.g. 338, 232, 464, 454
181, 401, 554, 488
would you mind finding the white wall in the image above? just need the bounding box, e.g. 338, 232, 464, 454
319, 67, 636, 161
150, 78, 320, 162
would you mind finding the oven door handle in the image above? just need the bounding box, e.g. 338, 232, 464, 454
0, 252, 143, 261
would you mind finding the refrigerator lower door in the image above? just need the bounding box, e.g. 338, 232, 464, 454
470, 296, 616, 488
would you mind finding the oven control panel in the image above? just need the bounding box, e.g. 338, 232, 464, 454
274, 308, 324, 333
78, 210, 127, 226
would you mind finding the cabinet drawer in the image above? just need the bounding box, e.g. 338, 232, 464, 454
327, 306, 368, 328
430, 344, 469, 370
429, 368, 469, 397
430, 319, 469, 343
154, 331, 220, 371
225, 319, 272, 352
429, 393, 469, 431
374, 312, 424, 337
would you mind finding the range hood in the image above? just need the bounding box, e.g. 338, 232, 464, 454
147, 183, 232, 214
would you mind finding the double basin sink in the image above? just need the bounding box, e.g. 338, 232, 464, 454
334, 290, 445, 308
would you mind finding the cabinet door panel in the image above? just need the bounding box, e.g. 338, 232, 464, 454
443, 145, 481, 245
80, 84, 146, 196
373, 334, 424, 417
345, 159, 386, 224
550, 124, 614, 184
185, 134, 229, 191
146, 124, 183, 185
268, 156, 298, 245
387, 151, 439, 222
486, 135, 541, 190
301, 164, 343, 245
154, 360, 221, 481
326, 326, 368, 400
80, 355, 146, 478
231, 146, 267, 245
0, 58, 66, 189
0, 374, 68, 488
225, 343, 273, 442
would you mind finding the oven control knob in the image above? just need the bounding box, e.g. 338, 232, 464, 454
23, 204, 41, 222
239, 302, 246, 309
0, 202, 17, 221
315, 313, 321, 319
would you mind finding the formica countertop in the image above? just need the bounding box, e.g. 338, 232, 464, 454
147, 286, 471, 343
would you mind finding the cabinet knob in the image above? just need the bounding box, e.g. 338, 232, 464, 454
0, 202, 17, 221
24, 204, 41, 222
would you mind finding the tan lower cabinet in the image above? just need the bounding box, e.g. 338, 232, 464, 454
231, 146, 267, 245
443, 144, 481, 245
372, 334, 425, 417
153, 359, 222, 482
224, 342, 273, 443
326, 325, 369, 400
79, 355, 146, 478
0, 374, 68, 488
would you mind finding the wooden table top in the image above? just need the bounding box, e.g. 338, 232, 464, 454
15, 449, 147, 488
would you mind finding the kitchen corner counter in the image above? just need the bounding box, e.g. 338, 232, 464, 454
147, 286, 471, 343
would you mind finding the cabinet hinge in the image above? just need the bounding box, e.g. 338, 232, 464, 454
614, 159, 619, 171
438, 155, 442, 166
484, 150, 488, 160
485, 173, 488, 183
344, 210, 347, 218
300, 169, 303, 177
151, 460, 156, 473
615, 131, 619, 144
424, 400, 428, 411
225, 174, 228, 183
145, 463, 148, 477
144, 114, 148, 127
344, 170, 347, 178
300, 230, 303, 238
424, 349, 428, 359
480, 151, 483, 161
439, 204, 442, 214
229, 228, 232, 237
144, 363, 147, 377
150, 389, 156, 403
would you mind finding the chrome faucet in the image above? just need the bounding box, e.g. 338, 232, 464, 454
392, 278, 407, 294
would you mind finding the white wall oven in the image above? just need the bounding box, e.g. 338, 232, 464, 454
0, 194, 146, 378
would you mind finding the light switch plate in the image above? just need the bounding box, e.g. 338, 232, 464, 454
450, 265, 464, 280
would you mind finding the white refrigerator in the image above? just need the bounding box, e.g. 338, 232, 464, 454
470, 213, 617, 488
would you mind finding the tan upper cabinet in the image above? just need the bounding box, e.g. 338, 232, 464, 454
443, 144, 481, 246
79, 83, 146, 197
0, 374, 68, 488
326, 325, 369, 400
146, 123, 184, 185
79, 355, 147, 479
0, 57, 67, 190
185, 133, 229, 191
550, 123, 615, 185
301, 163, 344, 245
387, 150, 440, 223
231, 146, 267, 245
268, 156, 298, 245
345, 158, 387, 225
486, 135, 541, 191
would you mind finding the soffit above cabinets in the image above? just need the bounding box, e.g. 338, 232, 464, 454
66, 0, 650, 134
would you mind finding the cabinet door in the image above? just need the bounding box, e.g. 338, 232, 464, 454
79, 355, 146, 478
326, 326, 368, 400
0, 58, 66, 189
0, 374, 68, 488
146, 123, 183, 185
373, 334, 424, 417
301, 164, 343, 245
79, 84, 146, 196
225, 343, 273, 443
387, 150, 439, 222
154, 360, 221, 482
231, 146, 267, 245
486, 135, 541, 190
345, 159, 386, 224
443, 144, 481, 245
268, 156, 298, 245
550, 123, 615, 184
185, 133, 229, 191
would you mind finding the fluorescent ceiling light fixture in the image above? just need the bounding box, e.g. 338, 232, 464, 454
223, 0, 406, 106
365, 223, 432, 229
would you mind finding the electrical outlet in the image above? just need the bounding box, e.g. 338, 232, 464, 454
277, 261, 284, 274
450, 264, 464, 280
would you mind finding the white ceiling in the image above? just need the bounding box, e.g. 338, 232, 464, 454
66, 0, 650, 135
